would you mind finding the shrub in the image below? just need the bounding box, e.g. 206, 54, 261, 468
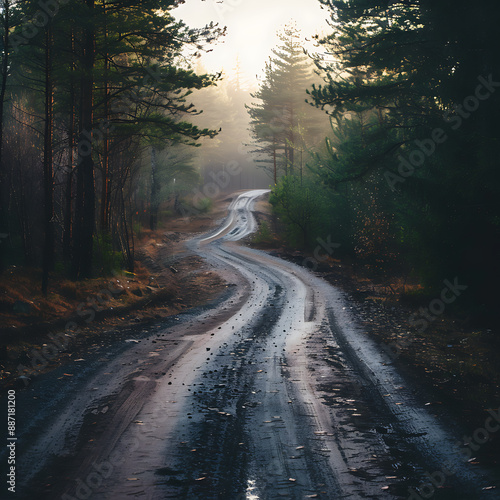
194, 197, 213, 214
94, 234, 123, 276
252, 221, 275, 246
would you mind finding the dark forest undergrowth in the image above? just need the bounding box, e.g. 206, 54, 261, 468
250, 196, 500, 469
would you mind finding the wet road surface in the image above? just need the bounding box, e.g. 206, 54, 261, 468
3, 190, 498, 499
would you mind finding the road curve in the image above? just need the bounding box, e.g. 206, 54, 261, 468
6, 190, 496, 500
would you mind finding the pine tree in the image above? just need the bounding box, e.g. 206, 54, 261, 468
247, 24, 328, 183
310, 0, 500, 314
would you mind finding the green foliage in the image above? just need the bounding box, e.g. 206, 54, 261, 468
305, 0, 500, 315
270, 175, 330, 249
94, 234, 123, 276
193, 197, 213, 214
252, 221, 274, 246
0, 0, 224, 282
132, 222, 143, 240
247, 24, 329, 180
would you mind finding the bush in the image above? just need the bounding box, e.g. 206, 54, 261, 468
194, 197, 213, 214
94, 234, 123, 276
252, 221, 275, 246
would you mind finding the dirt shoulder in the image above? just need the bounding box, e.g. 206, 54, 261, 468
0, 195, 234, 389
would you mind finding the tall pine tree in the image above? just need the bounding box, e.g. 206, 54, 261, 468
247, 24, 327, 183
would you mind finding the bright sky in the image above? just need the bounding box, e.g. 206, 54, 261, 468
174, 0, 329, 89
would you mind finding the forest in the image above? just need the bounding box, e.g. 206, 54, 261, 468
248, 1, 500, 323
0, 0, 499, 324
2, 3, 499, 498
0, 0, 227, 291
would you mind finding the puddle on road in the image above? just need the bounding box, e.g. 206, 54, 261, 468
246, 478, 260, 499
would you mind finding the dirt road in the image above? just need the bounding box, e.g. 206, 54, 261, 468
3, 190, 497, 499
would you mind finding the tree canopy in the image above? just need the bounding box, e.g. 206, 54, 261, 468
304, 0, 500, 315
247, 24, 329, 183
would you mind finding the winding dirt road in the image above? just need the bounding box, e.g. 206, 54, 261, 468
5, 190, 497, 499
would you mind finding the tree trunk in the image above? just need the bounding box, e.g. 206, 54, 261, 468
300, 147, 303, 185
73, 139, 84, 277
0, 0, 8, 167
63, 30, 76, 261
149, 146, 159, 231
73, 0, 95, 279
42, 27, 54, 294
100, 0, 110, 231
120, 179, 133, 272
273, 138, 277, 185
0, 0, 10, 273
